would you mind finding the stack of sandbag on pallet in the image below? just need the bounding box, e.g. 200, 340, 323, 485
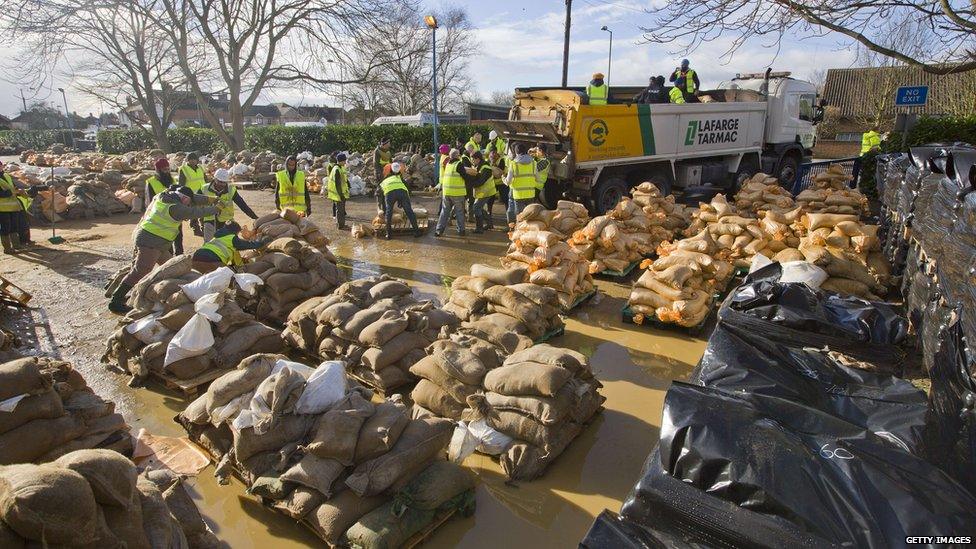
795, 165, 869, 216
371, 207, 430, 232
238, 237, 345, 324
501, 229, 595, 310
732, 172, 795, 215
683, 193, 738, 237
0, 450, 219, 547
0, 357, 132, 465
630, 182, 690, 238
177, 356, 470, 546
281, 276, 459, 394
635, 233, 734, 327
244, 209, 334, 257
756, 207, 805, 263
63, 179, 129, 219
454, 345, 604, 481
511, 202, 590, 240
571, 215, 652, 275
795, 213, 889, 300
408, 336, 506, 420
102, 256, 284, 385
444, 264, 565, 342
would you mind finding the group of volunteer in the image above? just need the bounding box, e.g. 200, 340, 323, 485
0, 161, 36, 254
585, 59, 702, 105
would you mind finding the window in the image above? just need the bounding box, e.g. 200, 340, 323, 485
798, 93, 816, 122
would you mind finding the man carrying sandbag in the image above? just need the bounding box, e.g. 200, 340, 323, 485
191, 221, 268, 273
108, 186, 219, 315
274, 155, 311, 217
327, 153, 349, 230
201, 168, 259, 241
504, 143, 539, 227
379, 163, 423, 240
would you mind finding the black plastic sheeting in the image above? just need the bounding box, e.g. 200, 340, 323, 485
927, 315, 976, 494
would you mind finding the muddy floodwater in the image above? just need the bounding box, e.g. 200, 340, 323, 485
0, 188, 706, 547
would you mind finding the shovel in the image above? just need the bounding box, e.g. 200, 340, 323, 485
47, 166, 65, 244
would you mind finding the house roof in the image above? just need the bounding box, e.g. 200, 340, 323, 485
245, 104, 280, 117
822, 65, 976, 117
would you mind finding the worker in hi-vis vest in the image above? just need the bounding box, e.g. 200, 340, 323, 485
861, 126, 882, 155
435, 149, 467, 237
326, 153, 349, 230
669, 59, 700, 102
191, 221, 268, 274
379, 162, 423, 239
200, 168, 258, 241
669, 85, 686, 104
504, 142, 539, 227
274, 155, 311, 216
586, 72, 608, 105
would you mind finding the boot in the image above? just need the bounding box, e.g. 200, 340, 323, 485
9, 234, 21, 249
1, 235, 15, 254
414, 228, 424, 238
108, 283, 134, 315
474, 218, 485, 234
385, 229, 393, 240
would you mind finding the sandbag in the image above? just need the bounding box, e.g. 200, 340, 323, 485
359, 310, 409, 348
346, 418, 454, 497
305, 391, 375, 464
355, 400, 411, 463
102, 489, 149, 549
272, 486, 325, 520
0, 390, 63, 435
393, 461, 474, 511
280, 455, 345, 499
470, 264, 526, 285
427, 340, 487, 385
411, 379, 466, 419
360, 331, 428, 371
0, 359, 52, 402
53, 449, 137, 508
0, 415, 87, 465
137, 476, 185, 549
0, 464, 97, 544
485, 380, 581, 425
483, 362, 573, 397
306, 490, 388, 545
214, 325, 282, 369
205, 354, 279, 414
409, 357, 479, 403
164, 354, 211, 380
318, 302, 362, 327
369, 280, 412, 300
233, 414, 312, 463
505, 345, 589, 375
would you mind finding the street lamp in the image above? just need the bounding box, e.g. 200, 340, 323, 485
425, 15, 439, 183
57, 87, 75, 149
600, 26, 613, 88
328, 59, 345, 125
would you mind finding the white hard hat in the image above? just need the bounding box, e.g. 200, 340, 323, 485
390, 162, 402, 174
214, 168, 230, 182
489, 130, 498, 139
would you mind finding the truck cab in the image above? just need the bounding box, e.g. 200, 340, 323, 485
490, 70, 823, 213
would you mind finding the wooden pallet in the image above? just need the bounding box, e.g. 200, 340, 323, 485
149, 367, 227, 397
621, 303, 714, 337
377, 218, 434, 235
563, 289, 596, 312
0, 275, 31, 307
594, 260, 640, 280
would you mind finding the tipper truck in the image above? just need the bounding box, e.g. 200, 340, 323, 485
489, 70, 826, 213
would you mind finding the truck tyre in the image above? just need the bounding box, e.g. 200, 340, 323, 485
593, 176, 628, 214
730, 157, 758, 196
777, 154, 800, 190
539, 179, 563, 209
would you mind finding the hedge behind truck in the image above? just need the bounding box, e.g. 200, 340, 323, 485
0, 129, 82, 150
93, 124, 494, 156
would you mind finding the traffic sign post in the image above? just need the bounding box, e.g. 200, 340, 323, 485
895, 86, 929, 107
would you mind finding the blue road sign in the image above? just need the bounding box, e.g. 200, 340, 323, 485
895, 86, 929, 107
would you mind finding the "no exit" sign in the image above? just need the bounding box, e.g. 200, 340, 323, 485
895, 86, 929, 107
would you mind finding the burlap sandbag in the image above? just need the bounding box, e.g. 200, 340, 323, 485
0, 464, 98, 544
0, 520, 25, 547
53, 449, 137, 508
157, 304, 195, 331
393, 461, 474, 511
427, 340, 487, 385
369, 280, 412, 300
485, 409, 562, 450
272, 486, 326, 520
409, 356, 478, 403
0, 415, 87, 465
505, 344, 588, 375
359, 310, 409, 348
339, 301, 397, 340
204, 354, 279, 415
411, 379, 466, 419
482, 286, 541, 325
306, 490, 388, 545
360, 331, 428, 371
280, 455, 346, 499
345, 417, 453, 497
485, 379, 582, 425
0, 390, 63, 435
233, 414, 313, 463
451, 276, 493, 295
354, 400, 410, 463
470, 264, 527, 286
103, 488, 150, 549
137, 476, 187, 549
460, 320, 534, 355
0, 358, 52, 402
164, 353, 211, 380
449, 289, 486, 313
483, 363, 573, 398
214, 324, 281, 369
509, 283, 559, 307
305, 391, 375, 464
500, 422, 584, 481
317, 301, 362, 327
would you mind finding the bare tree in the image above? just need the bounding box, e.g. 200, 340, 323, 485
487, 90, 515, 107
639, 0, 976, 74
0, 0, 188, 151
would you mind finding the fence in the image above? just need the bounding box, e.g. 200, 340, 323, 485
791, 156, 862, 196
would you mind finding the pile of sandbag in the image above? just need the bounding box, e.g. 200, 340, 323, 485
0, 449, 219, 547
630, 242, 732, 327
631, 182, 690, 236
244, 209, 334, 257
102, 256, 285, 384
733, 172, 796, 215
795, 165, 869, 216
683, 193, 738, 237
511, 202, 590, 240
444, 264, 565, 342
371, 207, 430, 232
0, 357, 132, 465
281, 276, 459, 394
238, 237, 345, 324
795, 213, 888, 299
409, 336, 506, 420
500, 230, 595, 309
570, 211, 656, 275
458, 345, 604, 481
176, 356, 471, 545
63, 180, 129, 219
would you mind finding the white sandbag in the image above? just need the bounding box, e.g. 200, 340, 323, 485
780, 261, 828, 288
448, 419, 514, 463
294, 361, 347, 415
233, 273, 264, 296
163, 293, 223, 367
181, 267, 234, 302
748, 253, 773, 274
125, 312, 172, 345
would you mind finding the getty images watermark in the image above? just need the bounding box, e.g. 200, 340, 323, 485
905, 537, 972, 544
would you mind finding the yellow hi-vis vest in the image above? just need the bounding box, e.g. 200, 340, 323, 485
487, 137, 506, 156
535, 158, 550, 190
677, 69, 697, 93
180, 164, 205, 192
861, 131, 881, 155
139, 195, 181, 241
201, 233, 242, 266
146, 175, 168, 196
380, 175, 409, 195
276, 170, 307, 213
0, 174, 21, 213
587, 83, 608, 105
326, 165, 349, 202
475, 164, 497, 199
201, 183, 237, 223
510, 161, 537, 200
17, 195, 31, 212
441, 161, 466, 197
669, 87, 686, 104
465, 139, 482, 153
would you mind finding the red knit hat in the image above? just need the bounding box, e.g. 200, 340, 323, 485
154, 157, 170, 170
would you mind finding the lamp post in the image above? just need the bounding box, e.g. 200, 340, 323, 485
425, 15, 439, 182
57, 87, 75, 149
600, 26, 613, 88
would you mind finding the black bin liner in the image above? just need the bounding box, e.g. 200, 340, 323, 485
652, 383, 976, 548
927, 314, 976, 493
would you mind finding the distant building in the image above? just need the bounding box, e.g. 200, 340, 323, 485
0, 115, 11, 130
815, 65, 976, 158
371, 113, 468, 127
466, 102, 510, 122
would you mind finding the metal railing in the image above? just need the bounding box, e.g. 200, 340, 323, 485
791, 156, 862, 196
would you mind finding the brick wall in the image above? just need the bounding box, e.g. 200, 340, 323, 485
814, 140, 860, 159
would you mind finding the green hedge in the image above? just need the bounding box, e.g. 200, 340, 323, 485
96, 124, 494, 155
0, 129, 81, 150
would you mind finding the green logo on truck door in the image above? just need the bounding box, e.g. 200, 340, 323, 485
684, 121, 698, 146
587, 119, 609, 146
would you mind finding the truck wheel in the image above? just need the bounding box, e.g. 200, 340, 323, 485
593, 176, 627, 214
730, 160, 757, 196
539, 179, 563, 209
777, 155, 799, 189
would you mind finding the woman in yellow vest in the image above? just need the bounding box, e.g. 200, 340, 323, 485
0, 161, 26, 254
379, 163, 422, 239
275, 155, 311, 217
191, 221, 268, 274
586, 72, 608, 105
200, 168, 258, 241
326, 153, 349, 230
435, 151, 467, 237
504, 143, 539, 227
108, 186, 219, 314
